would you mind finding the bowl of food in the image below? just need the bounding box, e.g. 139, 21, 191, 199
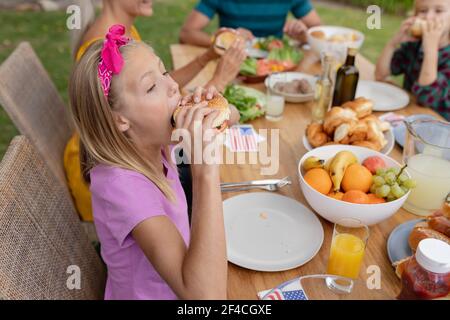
264, 72, 316, 103
307, 26, 364, 62
298, 145, 415, 226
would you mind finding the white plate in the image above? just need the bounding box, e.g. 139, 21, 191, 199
264, 72, 317, 103
223, 192, 324, 272
356, 80, 410, 111
302, 127, 395, 155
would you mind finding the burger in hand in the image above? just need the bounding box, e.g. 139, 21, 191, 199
171, 94, 231, 132
410, 18, 427, 38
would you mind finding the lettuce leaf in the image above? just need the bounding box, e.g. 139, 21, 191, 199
239, 58, 257, 76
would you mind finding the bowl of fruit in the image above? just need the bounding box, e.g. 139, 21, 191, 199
298, 145, 416, 226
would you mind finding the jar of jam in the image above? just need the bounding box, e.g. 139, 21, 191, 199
398, 239, 450, 300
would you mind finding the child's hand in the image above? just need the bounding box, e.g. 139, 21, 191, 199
174, 97, 221, 171
422, 18, 446, 53
180, 86, 219, 105
391, 16, 417, 46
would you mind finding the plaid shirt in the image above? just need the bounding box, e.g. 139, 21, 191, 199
391, 41, 450, 121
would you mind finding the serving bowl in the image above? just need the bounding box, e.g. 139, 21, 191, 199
298, 145, 411, 226
307, 26, 365, 63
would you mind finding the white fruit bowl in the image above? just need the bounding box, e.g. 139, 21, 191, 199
298, 145, 411, 226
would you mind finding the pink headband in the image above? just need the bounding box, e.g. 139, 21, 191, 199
98, 25, 130, 97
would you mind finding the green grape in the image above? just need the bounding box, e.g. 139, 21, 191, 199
397, 173, 408, 183
387, 167, 400, 175
376, 168, 387, 176
385, 172, 396, 185
403, 179, 417, 189
401, 186, 409, 194
370, 184, 378, 194
376, 185, 390, 198
373, 175, 385, 187
391, 184, 405, 199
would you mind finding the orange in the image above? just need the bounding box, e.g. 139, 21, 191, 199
367, 193, 386, 204
341, 163, 373, 193
327, 191, 344, 201
304, 168, 332, 195
342, 190, 370, 204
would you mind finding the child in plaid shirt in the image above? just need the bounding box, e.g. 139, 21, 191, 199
376, 0, 450, 121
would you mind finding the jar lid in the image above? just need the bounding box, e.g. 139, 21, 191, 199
416, 239, 450, 274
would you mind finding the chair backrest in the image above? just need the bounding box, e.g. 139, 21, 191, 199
0, 136, 106, 300
0, 42, 73, 185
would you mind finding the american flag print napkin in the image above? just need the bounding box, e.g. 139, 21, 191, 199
224, 125, 264, 152
258, 280, 309, 300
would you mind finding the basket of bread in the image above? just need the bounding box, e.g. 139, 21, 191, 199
304, 97, 394, 154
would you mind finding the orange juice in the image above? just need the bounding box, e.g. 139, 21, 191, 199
327, 233, 365, 279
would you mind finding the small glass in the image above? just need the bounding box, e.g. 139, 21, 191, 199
265, 87, 285, 122
326, 218, 369, 293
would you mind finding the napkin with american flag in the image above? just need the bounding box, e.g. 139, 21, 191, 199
225, 125, 264, 152
258, 279, 308, 300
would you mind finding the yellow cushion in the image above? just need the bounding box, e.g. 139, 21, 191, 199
65, 26, 142, 221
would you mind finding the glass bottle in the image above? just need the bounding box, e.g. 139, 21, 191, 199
332, 47, 359, 106
312, 54, 334, 121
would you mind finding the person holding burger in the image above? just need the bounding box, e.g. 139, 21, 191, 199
375, 0, 450, 121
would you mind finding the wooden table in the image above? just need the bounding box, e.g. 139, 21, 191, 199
171, 44, 442, 299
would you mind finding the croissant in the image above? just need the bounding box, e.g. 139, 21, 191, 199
323, 107, 358, 135
306, 123, 328, 148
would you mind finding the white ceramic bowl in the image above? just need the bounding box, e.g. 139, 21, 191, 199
264, 72, 317, 103
298, 145, 411, 226
307, 26, 365, 62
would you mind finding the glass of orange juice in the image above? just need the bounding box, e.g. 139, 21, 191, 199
326, 218, 369, 292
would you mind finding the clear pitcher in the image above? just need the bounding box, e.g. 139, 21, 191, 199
402, 119, 450, 216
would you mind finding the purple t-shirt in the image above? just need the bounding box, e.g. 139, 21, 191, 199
89, 155, 190, 300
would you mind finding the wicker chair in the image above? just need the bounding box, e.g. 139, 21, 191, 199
0, 42, 72, 185
0, 42, 98, 242
0, 136, 106, 300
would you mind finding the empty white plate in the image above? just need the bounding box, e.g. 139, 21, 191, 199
355, 80, 410, 111
223, 192, 324, 272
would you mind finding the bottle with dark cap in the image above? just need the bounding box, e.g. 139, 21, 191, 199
332, 47, 359, 106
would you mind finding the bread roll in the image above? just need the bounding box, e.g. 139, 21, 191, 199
408, 225, 450, 252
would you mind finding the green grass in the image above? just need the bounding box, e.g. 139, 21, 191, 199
0, 0, 404, 158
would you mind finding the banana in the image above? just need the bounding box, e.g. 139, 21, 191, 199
303, 156, 325, 171
324, 156, 334, 173
329, 151, 358, 191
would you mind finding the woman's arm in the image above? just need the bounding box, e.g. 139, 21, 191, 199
132, 104, 227, 300
180, 10, 215, 47
169, 49, 217, 89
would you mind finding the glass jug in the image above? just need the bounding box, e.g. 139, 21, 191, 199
402, 119, 450, 216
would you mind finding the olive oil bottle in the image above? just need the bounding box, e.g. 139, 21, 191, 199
332, 48, 359, 106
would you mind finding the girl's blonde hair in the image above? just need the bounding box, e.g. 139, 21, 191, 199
69, 40, 175, 202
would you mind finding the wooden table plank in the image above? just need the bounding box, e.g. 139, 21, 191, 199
171, 44, 443, 300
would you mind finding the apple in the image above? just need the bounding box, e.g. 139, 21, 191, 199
363, 156, 386, 174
